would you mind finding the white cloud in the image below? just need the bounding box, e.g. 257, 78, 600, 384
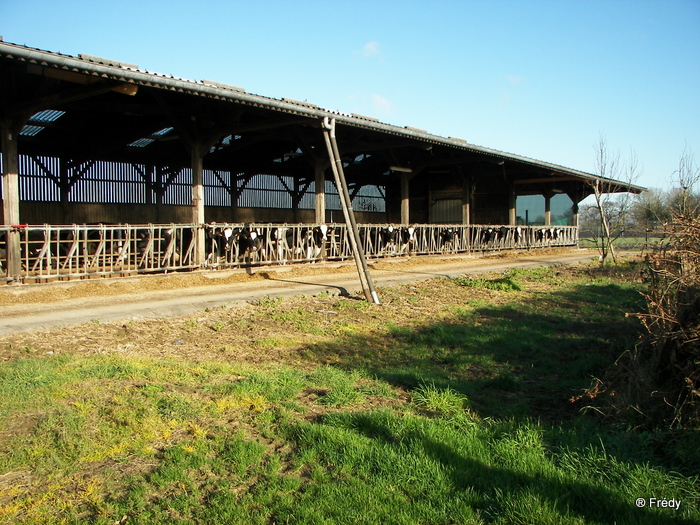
507, 75, 524, 86
371, 93, 392, 116
343, 92, 392, 118
359, 41, 381, 58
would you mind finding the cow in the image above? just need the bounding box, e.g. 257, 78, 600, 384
205, 223, 235, 266
378, 226, 398, 255
398, 226, 416, 254
439, 228, 458, 253
132, 225, 187, 270
0, 228, 47, 274
164, 225, 196, 268
514, 226, 523, 246
497, 226, 510, 247
534, 228, 546, 244
269, 226, 295, 264
299, 225, 332, 261
480, 227, 496, 248
235, 225, 263, 262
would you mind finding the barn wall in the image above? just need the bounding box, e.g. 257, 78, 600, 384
208, 207, 387, 224
20, 202, 191, 224
19, 201, 387, 225
473, 193, 510, 224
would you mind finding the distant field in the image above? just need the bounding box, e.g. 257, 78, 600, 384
1, 260, 698, 524
579, 235, 670, 250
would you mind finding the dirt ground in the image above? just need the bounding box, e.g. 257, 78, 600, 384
0, 248, 586, 306
0, 248, 599, 364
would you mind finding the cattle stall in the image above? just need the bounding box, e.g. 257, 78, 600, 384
0, 223, 578, 284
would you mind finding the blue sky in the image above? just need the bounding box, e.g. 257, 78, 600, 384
2, 0, 699, 196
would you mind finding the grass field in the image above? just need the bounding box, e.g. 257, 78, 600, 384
578, 236, 670, 251
0, 260, 698, 524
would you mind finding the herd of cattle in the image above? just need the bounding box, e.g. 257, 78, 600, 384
0, 223, 575, 282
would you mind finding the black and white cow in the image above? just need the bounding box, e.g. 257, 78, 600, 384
269, 226, 294, 263
132, 225, 185, 269
480, 227, 496, 248
53, 224, 129, 268
0, 228, 46, 273
205, 223, 236, 266
439, 228, 458, 253
378, 226, 398, 255
235, 225, 263, 262
497, 226, 510, 247
513, 226, 523, 246
533, 228, 549, 243
398, 226, 416, 254
299, 225, 331, 261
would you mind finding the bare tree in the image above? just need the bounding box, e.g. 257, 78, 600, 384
632, 188, 669, 229
581, 148, 700, 428
671, 145, 700, 219
588, 136, 642, 264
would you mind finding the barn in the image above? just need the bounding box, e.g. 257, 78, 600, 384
0, 40, 643, 284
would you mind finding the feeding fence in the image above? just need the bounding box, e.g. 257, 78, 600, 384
0, 223, 578, 284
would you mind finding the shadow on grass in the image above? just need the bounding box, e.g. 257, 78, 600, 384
343, 412, 697, 525
296, 277, 700, 488
304, 282, 645, 421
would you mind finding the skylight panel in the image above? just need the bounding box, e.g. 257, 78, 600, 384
127, 127, 173, 148
30, 109, 66, 123
152, 127, 173, 137
20, 125, 44, 137
128, 138, 155, 148
20, 110, 66, 137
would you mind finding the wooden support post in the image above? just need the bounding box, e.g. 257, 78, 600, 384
509, 186, 517, 226
315, 161, 326, 224
544, 192, 552, 226
322, 117, 379, 304
1, 118, 24, 282
572, 200, 580, 244
400, 172, 410, 225
191, 147, 206, 266
461, 177, 472, 225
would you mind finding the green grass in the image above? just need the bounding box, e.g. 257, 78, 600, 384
453, 274, 522, 292
580, 236, 669, 251
1, 263, 698, 524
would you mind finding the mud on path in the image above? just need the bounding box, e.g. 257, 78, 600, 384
0, 248, 598, 363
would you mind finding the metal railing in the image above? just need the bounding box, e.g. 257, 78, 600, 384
1, 223, 578, 284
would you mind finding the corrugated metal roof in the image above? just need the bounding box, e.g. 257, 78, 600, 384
0, 40, 645, 193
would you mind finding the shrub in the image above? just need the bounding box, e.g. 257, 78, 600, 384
579, 211, 700, 429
